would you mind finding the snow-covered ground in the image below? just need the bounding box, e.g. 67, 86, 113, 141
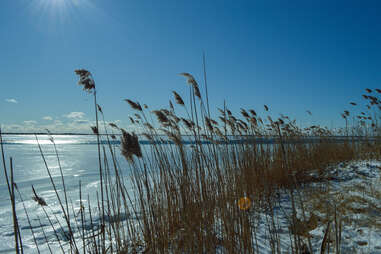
218, 160, 381, 253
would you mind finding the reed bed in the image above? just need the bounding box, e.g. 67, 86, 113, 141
2, 70, 381, 253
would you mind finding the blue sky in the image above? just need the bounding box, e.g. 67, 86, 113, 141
1, 0, 381, 133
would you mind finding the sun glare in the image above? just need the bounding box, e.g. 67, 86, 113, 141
32, 0, 86, 22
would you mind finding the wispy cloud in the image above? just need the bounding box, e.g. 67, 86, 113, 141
74, 119, 89, 124
23, 120, 37, 125
1, 119, 133, 134
5, 98, 18, 104
64, 112, 86, 119
42, 116, 53, 121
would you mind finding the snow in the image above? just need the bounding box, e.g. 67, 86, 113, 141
238, 160, 381, 253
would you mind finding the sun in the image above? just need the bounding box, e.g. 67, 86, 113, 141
31, 0, 87, 24
33, 0, 85, 13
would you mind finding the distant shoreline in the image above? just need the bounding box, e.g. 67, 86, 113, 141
1, 132, 95, 135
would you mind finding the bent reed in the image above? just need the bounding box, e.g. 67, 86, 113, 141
2, 70, 381, 253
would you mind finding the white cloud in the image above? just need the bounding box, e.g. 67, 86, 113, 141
74, 119, 89, 124
64, 112, 86, 119
1, 118, 128, 134
23, 120, 37, 125
43, 116, 53, 121
5, 98, 18, 104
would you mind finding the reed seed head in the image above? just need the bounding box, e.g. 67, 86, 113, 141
173, 91, 185, 105
124, 99, 142, 111
240, 109, 249, 118
153, 110, 169, 123
91, 126, 99, 134
120, 129, 142, 163
181, 118, 194, 130
249, 109, 257, 116
179, 73, 201, 99
32, 185, 47, 206
205, 117, 213, 132
75, 69, 95, 93
169, 100, 174, 111
97, 104, 103, 114
109, 123, 119, 129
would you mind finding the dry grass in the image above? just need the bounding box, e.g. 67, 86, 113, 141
2, 73, 381, 253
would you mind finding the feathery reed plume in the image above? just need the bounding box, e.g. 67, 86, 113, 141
218, 108, 225, 116
109, 123, 119, 129
129, 117, 135, 124
97, 104, 103, 114
213, 127, 227, 141
32, 185, 47, 206
180, 73, 201, 99
161, 109, 170, 115
120, 129, 142, 163
306, 110, 312, 115
210, 119, 218, 125
238, 120, 248, 130
240, 109, 249, 118
134, 113, 142, 120
181, 118, 194, 130
249, 109, 257, 116
143, 104, 148, 109
153, 110, 169, 123
376, 89, 381, 93
173, 91, 185, 105
144, 122, 154, 130
264, 105, 269, 111
180, 72, 196, 85
205, 117, 213, 132
366, 88, 372, 93
219, 116, 226, 124
124, 99, 142, 111
169, 100, 174, 111
74, 69, 95, 93
362, 95, 369, 99
344, 110, 350, 116
193, 84, 201, 99
350, 102, 357, 106
91, 126, 99, 135
168, 113, 181, 124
